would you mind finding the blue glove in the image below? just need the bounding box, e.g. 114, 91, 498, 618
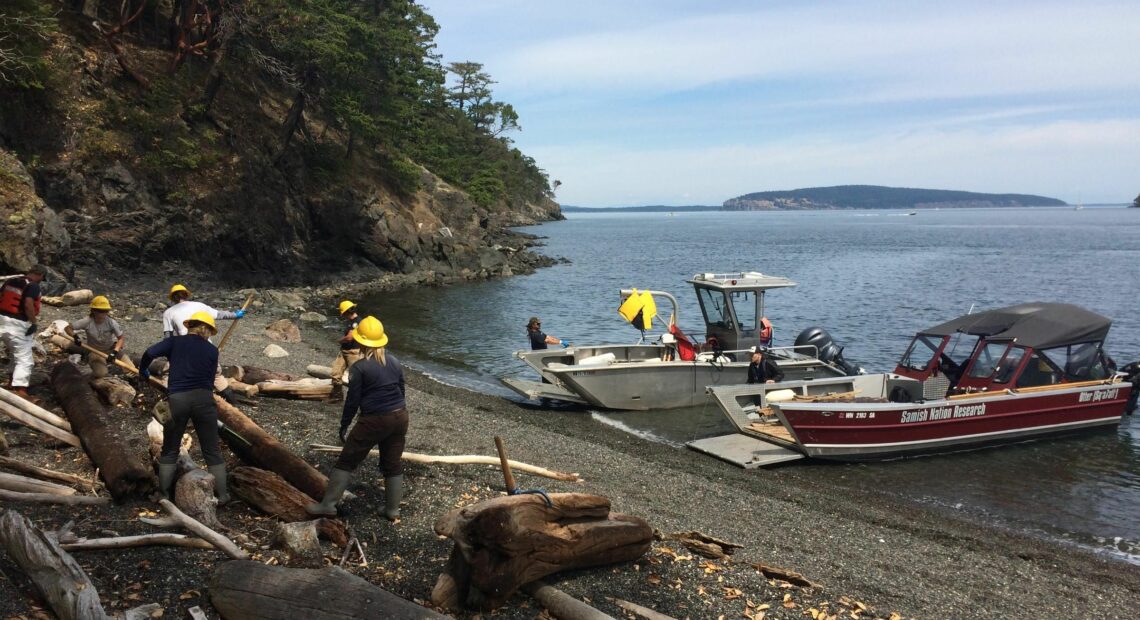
105, 350, 118, 363
139, 367, 151, 380
560, 339, 568, 347
234, 309, 246, 318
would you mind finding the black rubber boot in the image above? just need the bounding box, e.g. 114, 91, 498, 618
384, 474, 404, 521
157, 463, 177, 501
207, 464, 230, 506
305, 468, 353, 516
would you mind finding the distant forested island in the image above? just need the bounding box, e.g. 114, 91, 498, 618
723, 185, 1065, 210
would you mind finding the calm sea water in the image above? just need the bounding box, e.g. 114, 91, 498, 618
363, 208, 1140, 563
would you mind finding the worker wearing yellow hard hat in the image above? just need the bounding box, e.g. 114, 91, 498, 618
326, 300, 363, 403
64, 294, 127, 379
139, 309, 230, 505
308, 315, 407, 521
161, 284, 247, 339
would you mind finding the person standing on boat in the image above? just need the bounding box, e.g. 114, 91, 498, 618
527, 316, 565, 350
307, 316, 407, 520
747, 346, 783, 384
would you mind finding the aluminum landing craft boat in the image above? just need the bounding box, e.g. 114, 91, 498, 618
692, 302, 1139, 467
502, 272, 863, 410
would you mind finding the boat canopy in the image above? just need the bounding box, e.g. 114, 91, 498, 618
920, 302, 1111, 349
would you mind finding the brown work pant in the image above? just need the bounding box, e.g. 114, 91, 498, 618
335, 408, 408, 477
329, 349, 363, 385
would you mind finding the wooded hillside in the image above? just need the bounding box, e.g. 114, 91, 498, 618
724, 185, 1065, 210
0, 0, 560, 283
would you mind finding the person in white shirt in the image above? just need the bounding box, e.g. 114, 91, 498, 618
159, 284, 247, 403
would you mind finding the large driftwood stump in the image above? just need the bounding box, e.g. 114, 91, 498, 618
90, 377, 136, 407
229, 466, 348, 547
0, 510, 110, 620
214, 397, 328, 500
432, 493, 653, 611
175, 468, 222, 531
209, 560, 449, 619
50, 362, 155, 500
240, 366, 299, 384
272, 521, 323, 568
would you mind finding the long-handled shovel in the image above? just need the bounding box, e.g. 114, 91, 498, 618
216, 293, 256, 352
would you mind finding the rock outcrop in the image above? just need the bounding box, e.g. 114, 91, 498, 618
0, 148, 69, 273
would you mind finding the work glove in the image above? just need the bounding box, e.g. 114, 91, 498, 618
559, 339, 567, 347
219, 387, 239, 405
338, 425, 348, 444
234, 309, 246, 318
139, 367, 151, 381
105, 350, 118, 363
72, 333, 82, 346
24, 323, 37, 337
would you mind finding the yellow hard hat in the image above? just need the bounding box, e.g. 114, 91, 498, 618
90, 295, 112, 311
169, 284, 191, 300
338, 300, 357, 316
353, 315, 388, 348
183, 310, 217, 334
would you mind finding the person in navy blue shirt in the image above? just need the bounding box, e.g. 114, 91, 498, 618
307, 315, 408, 520
526, 316, 565, 350
139, 311, 230, 505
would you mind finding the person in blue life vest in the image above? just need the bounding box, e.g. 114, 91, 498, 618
139, 311, 230, 505
526, 316, 565, 350
0, 265, 47, 402
326, 300, 363, 403
307, 316, 407, 520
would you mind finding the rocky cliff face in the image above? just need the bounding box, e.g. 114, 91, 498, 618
0, 19, 561, 288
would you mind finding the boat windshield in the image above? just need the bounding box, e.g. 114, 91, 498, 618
727, 290, 758, 332
898, 335, 942, 371
942, 333, 980, 365
1039, 341, 1111, 381
696, 288, 734, 330
967, 341, 1012, 378
993, 346, 1027, 384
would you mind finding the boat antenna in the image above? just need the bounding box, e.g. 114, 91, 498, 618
966, 303, 975, 315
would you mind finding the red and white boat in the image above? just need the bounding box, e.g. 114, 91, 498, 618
693, 303, 1137, 467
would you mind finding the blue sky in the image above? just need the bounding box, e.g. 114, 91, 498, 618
422, 1, 1140, 207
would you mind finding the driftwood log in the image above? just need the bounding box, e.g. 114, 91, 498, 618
0, 427, 7, 454
0, 472, 77, 496
432, 493, 653, 611
240, 366, 299, 384
51, 362, 155, 500
175, 468, 223, 532
309, 444, 582, 482
214, 397, 329, 501
0, 387, 73, 432
209, 560, 449, 619
522, 582, 616, 620
229, 466, 348, 547
90, 377, 136, 407
657, 530, 743, 559
61, 533, 216, 552
0, 510, 110, 620
41, 289, 94, 307
0, 390, 82, 447
0, 455, 96, 489
256, 378, 333, 400
150, 499, 247, 560
228, 379, 259, 397
306, 364, 334, 379
0, 489, 109, 506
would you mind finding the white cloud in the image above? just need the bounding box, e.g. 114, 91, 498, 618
537, 118, 1140, 206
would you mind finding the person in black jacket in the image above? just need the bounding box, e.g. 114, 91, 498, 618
747, 346, 784, 385
139, 311, 229, 505
307, 316, 408, 520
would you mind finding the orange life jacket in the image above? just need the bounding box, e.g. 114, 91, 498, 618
0, 277, 39, 320
759, 317, 773, 346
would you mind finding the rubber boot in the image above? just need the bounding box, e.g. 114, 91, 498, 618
384, 474, 404, 521
305, 468, 352, 516
207, 464, 230, 506
157, 463, 177, 501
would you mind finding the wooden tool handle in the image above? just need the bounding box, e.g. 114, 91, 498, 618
494, 436, 516, 493
216, 293, 255, 352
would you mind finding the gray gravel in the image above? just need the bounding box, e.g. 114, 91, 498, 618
1, 285, 1137, 619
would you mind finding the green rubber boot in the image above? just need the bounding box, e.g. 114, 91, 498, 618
306, 468, 353, 516
384, 474, 404, 521
207, 464, 230, 506
157, 463, 177, 501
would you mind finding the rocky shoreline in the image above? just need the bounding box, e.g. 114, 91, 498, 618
1, 284, 1138, 618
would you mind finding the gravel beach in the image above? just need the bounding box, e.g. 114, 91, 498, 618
1, 284, 1138, 619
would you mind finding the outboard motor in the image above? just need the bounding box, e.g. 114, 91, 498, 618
1121, 361, 1140, 415
795, 327, 864, 376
